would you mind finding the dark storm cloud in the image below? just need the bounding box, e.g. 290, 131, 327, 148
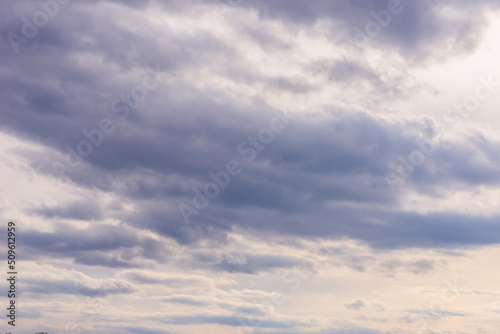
4, 1, 500, 334
227, 206, 500, 250
14, 90, 500, 250
2, 0, 500, 270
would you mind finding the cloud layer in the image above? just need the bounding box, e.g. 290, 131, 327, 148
2, 0, 500, 333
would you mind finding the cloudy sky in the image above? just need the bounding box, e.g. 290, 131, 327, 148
2, 0, 500, 333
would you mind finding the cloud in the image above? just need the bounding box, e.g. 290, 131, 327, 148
345, 299, 366, 310
161, 296, 210, 307
160, 314, 300, 329
241, 0, 498, 60
21, 222, 170, 267
22, 263, 134, 297
2, 0, 500, 332
30, 200, 102, 220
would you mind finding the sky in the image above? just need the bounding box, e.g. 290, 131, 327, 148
2, 0, 500, 333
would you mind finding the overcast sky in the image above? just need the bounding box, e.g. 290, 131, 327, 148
2, 0, 500, 333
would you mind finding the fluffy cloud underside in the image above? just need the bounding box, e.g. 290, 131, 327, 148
2, 0, 500, 333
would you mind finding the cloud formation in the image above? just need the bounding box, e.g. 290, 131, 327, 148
2, 0, 500, 333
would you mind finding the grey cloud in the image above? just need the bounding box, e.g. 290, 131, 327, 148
3, 0, 500, 333
11, 102, 500, 254
215, 254, 298, 274
378, 258, 436, 276
161, 297, 209, 307
30, 200, 102, 220
16, 106, 500, 251
345, 299, 366, 310
75, 253, 139, 268
125, 273, 211, 288
406, 308, 469, 321
159, 314, 299, 329
322, 329, 383, 334
3, 0, 500, 268
124, 327, 173, 334
407, 259, 435, 274
242, 0, 498, 60
24, 278, 134, 297
23, 223, 138, 252
22, 223, 169, 267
